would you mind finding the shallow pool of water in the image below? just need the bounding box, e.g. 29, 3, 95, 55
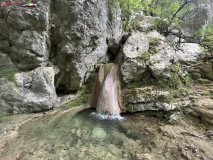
0, 109, 172, 160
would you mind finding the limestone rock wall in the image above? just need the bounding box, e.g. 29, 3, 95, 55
0, 0, 122, 113
120, 30, 177, 83
120, 23, 190, 112
50, 0, 122, 92
0, 0, 51, 70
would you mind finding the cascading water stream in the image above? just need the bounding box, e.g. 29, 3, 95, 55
90, 46, 123, 117
96, 64, 120, 115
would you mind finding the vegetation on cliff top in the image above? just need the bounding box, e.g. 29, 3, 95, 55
110, 0, 213, 52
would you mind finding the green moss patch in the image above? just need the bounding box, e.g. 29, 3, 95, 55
138, 51, 150, 61
149, 38, 161, 46
149, 38, 161, 55
125, 81, 143, 89
0, 68, 18, 82
137, 38, 162, 61
199, 63, 213, 80
0, 110, 5, 122
171, 88, 190, 98
104, 63, 114, 78
66, 94, 90, 109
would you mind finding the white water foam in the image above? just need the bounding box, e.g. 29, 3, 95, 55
90, 112, 125, 121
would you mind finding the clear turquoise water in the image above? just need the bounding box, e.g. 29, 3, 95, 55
1, 109, 157, 160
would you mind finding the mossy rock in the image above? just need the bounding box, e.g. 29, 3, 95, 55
0, 110, 5, 122
193, 107, 213, 124
157, 94, 172, 103
149, 38, 161, 46
104, 63, 114, 79
171, 88, 190, 98
66, 94, 90, 109
149, 47, 158, 55
190, 73, 201, 80
199, 63, 213, 80
188, 68, 200, 74
138, 51, 150, 61
197, 79, 211, 84
158, 72, 182, 90
124, 81, 143, 89
170, 65, 180, 72
0, 68, 19, 82
123, 87, 173, 104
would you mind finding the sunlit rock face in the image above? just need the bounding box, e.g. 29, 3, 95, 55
175, 43, 202, 62
120, 30, 178, 83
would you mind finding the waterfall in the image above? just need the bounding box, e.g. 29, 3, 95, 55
90, 47, 123, 116
96, 64, 120, 115
90, 64, 121, 116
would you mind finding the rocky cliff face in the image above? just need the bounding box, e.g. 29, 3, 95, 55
0, 0, 210, 115
0, 0, 122, 113
51, 0, 122, 92
120, 26, 191, 112
182, 2, 213, 38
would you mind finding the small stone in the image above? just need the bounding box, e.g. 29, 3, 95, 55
91, 127, 107, 139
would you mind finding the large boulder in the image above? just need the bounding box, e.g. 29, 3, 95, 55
120, 25, 191, 113
175, 43, 202, 62
0, 67, 57, 114
122, 87, 190, 112
121, 30, 177, 83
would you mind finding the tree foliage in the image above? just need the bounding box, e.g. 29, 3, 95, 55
113, 0, 212, 52
196, 23, 213, 53
114, 0, 144, 30
116, 0, 197, 33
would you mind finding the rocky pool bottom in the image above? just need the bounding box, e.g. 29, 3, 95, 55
0, 107, 213, 160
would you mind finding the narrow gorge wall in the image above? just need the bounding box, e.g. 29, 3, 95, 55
182, 2, 213, 37
0, 0, 122, 113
